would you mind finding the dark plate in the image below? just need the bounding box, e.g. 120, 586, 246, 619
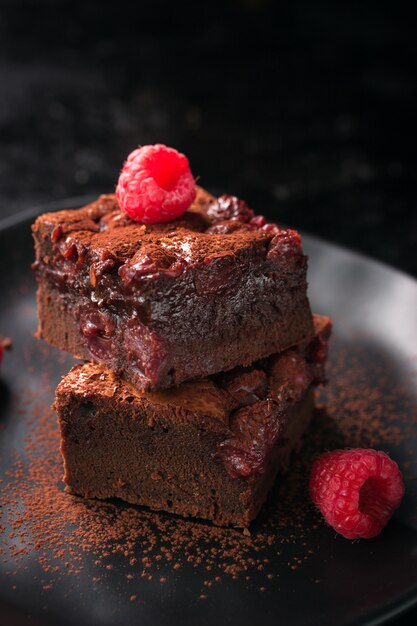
1, 199, 417, 626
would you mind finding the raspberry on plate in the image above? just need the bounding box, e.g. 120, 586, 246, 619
0, 337, 11, 366
309, 448, 405, 539
115, 144, 196, 224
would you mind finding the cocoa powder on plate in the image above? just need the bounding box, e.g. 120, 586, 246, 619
1, 339, 416, 597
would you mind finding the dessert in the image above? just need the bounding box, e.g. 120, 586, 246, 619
32, 187, 314, 392
34, 144, 332, 528
54, 315, 331, 527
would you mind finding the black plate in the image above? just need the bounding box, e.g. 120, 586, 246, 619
1, 199, 417, 626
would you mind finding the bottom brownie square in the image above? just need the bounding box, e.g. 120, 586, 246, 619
54, 315, 331, 527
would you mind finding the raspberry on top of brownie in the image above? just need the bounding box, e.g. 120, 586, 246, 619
32, 145, 314, 391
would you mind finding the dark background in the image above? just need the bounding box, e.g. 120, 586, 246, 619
1, 0, 416, 278
0, 1, 416, 624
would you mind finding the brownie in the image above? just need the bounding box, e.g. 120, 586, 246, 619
33, 187, 314, 391
54, 315, 331, 527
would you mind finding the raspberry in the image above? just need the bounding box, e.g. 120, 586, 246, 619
0, 337, 10, 366
115, 144, 196, 224
309, 448, 405, 539
206, 195, 254, 223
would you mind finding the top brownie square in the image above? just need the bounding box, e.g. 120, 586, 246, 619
32, 186, 314, 391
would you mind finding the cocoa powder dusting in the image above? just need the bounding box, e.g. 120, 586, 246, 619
1, 337, 416, 602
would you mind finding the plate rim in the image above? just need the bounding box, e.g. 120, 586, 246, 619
1, 197, 417, 626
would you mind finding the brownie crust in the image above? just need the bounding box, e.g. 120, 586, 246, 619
34, 187, 314, 391
54, 316, 331, 527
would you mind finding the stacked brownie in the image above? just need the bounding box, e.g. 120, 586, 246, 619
32, 186, 331, 527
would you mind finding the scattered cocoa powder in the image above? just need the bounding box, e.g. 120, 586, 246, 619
1, 334, 416, 605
